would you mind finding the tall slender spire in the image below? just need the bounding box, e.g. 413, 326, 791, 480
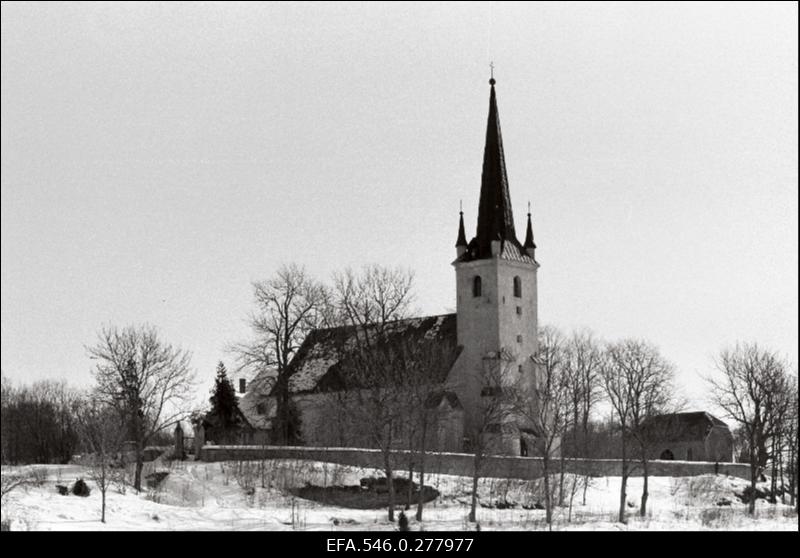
455, 202, 467, 248
474, 72, 518, 258
524, 202, 536, 251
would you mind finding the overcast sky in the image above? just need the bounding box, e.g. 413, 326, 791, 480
2, 1, 797, 411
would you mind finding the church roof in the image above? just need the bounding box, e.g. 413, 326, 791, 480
271, 313, 460, 396
640, 411, 731, 442
457, 78, 536, 265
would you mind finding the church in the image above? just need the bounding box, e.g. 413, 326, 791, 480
239, 75, 543, 456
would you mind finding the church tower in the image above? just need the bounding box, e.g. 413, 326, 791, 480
447, 74, 540, 454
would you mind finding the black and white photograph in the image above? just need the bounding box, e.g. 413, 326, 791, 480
1, 1, 797, 534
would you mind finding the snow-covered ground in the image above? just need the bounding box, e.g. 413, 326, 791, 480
1, 459, 797, 531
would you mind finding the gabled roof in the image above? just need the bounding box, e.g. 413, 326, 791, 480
271, 314, 460, 396
641, 411, 730, 441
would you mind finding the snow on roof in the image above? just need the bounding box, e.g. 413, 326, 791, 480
273, 313, 459, 396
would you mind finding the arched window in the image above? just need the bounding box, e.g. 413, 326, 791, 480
513, 276, 522, 298
472, 276, 482, 297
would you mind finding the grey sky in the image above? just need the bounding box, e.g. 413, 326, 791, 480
2, 1, 797, 411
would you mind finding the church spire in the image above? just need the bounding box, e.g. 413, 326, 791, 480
524, 202, 536, 257
474, 72, 519, 258
455, 202, 467, 249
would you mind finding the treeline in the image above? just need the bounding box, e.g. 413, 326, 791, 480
1, 374, 180, 466
0, 377, 80, 465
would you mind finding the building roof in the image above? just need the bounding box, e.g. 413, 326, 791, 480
640, 411, 730, 441
270, 313, 460, 396
457, 78, 535, 265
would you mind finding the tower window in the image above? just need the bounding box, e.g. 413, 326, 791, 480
513, 276, 522, 298
516, 306, 522, 315
517, 335, 523, 343
239, 378, 247, 393
472, 276, 482, 297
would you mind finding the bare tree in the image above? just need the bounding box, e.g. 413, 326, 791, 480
88, 324, 195, 491
333, 265, 415, 333
401, 338, 459, 521
617, 340, 676, 517
75, 395, 126, 523
562, 329, 604, 505
784, 381, 798, 510
511, 325, 569, 528
329, 264, 416, 523
600, 341, 632, 524
705, 342, 788, 514
234, 264, 332, 445
465, 351, 518, 524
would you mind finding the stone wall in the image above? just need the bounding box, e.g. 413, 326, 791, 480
198, 445, 750, 481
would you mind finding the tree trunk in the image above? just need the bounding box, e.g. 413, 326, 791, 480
384, 453, 395, 522
134, 438, 144, 492
640, 455, 649, 517
543, 455, 553, 528
406, 462, 414, 509
469, 450, 481, 522
770, 437, 778, 503
568, 476, 577, 522
101, 460, 107, 523
416, 420, 428, 521
618, 433, 628, 524
778, 441, 786, 504
558, 452, 566, 507
581, 417, 591, 505
748, 445, 757, 515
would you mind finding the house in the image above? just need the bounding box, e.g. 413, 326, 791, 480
642, 411, 734, 462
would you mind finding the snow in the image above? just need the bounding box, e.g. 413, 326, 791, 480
1, 461, 797, 531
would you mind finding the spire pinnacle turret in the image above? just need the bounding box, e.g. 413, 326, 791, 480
524, 202, 536, 256
456, 202, 467, 249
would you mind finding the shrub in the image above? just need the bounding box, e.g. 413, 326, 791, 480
72, 478, 91, 497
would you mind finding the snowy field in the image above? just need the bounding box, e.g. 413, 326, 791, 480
1, 459, 797, 531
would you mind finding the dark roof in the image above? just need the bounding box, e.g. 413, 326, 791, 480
455, 211, 467, 248
523, 212, 536, 250
456, 80, 536, 265
271, 314, 461, 396
640, 412, 730, 441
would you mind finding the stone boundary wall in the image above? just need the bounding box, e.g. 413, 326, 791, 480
198, 445, 750, 481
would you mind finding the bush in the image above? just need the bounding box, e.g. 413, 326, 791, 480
72, 478, 91, 497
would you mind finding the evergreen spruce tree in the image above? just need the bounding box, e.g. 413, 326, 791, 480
209, 362, 242, 428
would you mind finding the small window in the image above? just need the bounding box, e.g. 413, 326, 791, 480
517, 335, 523, 343
518, 365, 523, 374
516, 306, 522, 315
472, 276, 482, 297
513, 276, 522, 298
239, 379, 247, 393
